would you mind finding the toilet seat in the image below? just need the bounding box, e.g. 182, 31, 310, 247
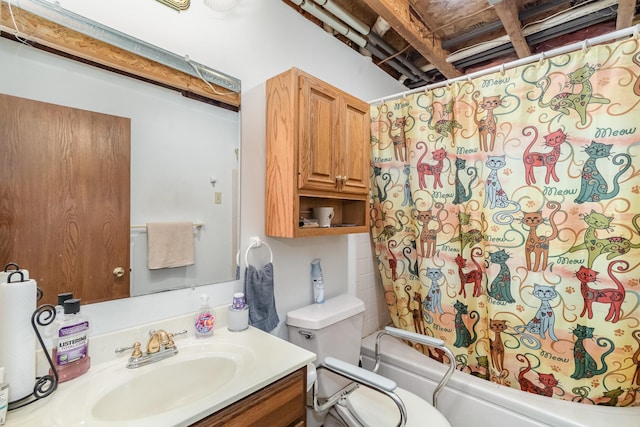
336, 384, 451, 427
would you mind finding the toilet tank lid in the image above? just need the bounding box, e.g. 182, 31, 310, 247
286, 294, 365, 330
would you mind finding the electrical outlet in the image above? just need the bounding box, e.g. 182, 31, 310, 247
214, 192, 222, 204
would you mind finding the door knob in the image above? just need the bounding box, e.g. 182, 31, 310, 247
113, 267, 125, 278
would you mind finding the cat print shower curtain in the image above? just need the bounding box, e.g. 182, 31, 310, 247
370, 34, 640, 407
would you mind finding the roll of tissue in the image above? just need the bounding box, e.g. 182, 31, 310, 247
0, 276, 37, 402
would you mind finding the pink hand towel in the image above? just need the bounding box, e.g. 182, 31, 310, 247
147, 222, 195, 269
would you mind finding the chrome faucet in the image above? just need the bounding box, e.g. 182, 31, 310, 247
115, 329, 187, 369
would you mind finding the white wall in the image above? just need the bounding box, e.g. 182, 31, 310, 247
6, 0, 404, 338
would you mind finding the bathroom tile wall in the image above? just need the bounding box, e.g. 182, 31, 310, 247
352, 233, 390, 336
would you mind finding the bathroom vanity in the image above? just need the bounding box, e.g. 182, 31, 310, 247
4, 308, 314, 426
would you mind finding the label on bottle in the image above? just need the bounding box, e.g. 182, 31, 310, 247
195, 312, 214, 335
56, 321, 89, 365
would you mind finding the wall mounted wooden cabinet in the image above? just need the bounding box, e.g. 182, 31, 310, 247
266, 67, 370, 238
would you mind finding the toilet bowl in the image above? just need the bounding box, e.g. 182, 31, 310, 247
286, 294, 451, 427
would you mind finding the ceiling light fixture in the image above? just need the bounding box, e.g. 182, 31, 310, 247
203, 0, 240, 12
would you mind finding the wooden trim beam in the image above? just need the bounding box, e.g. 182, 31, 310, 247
616, 0, 636, 30
0, 3, 240, 108
362, 0, 460, 79
490, 0, 531, 58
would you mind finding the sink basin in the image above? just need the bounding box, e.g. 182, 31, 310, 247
92, 354, 237, 421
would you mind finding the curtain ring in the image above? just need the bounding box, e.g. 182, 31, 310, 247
634, 25, 639, 39
538, 52, 546, 66
582, 40, 589, 54
500, 64, 505, 76
467, 75, 472, 83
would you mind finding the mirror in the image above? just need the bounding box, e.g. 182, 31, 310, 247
0, 9, 240, 303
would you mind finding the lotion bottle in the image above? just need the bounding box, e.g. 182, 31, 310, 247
194, 294, 215, 338
51, 299, 90, 382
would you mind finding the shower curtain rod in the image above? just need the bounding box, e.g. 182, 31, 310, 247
369, 24, 640, 105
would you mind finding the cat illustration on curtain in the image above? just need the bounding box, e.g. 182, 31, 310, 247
519, 283, 559, 342
521, 201, 561, 272
453, 300, 480, 348
516, 354, 558, 398
489, 319, 508, 373
402, 164, 413, 206
449, 212, 486, 252
456, 247, 484, 298
387, 112, 410, 162
422, 267, 445, 322
574, 141, 631, 204
416, 142, 447, 189
416, 202, 445, 258
453, 157, 479, 205
372, 165, 392, 202
571, 324, 615, 380
425, 101, 462, 142
473, 93, 502, 152
487, 249, 515, 303
522, 126, 568, 185
484, 155, 521, 225
536, 63, 610, 125
387, 240, 399, 281
568, 210, 640, 268
578, 260, 628, 323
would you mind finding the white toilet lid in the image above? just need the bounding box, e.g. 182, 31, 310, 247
344, 385, 451, 427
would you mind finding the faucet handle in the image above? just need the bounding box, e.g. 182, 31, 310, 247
115, 341, 143, 358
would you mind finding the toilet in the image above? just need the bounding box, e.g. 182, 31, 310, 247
287, 294, 451, 427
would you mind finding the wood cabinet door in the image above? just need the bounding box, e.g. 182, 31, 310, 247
0, 94, 130, 305
340, 93, 370, 194
298, 73, 340, 192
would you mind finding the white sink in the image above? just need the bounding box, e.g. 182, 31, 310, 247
7, 319, 315, 427
92, 354, 237, 421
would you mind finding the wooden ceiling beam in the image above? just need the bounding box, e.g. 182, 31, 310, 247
489, 0, 531, 58
0, 3, 240, 108
616, 0, 636, 30
362, 0, 460, 79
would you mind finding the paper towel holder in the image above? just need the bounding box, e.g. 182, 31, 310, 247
4, 269, 59, 411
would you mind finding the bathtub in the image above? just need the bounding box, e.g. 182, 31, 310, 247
360, 331, 639, 427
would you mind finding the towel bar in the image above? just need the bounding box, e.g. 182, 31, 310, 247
130, 222, 204, 231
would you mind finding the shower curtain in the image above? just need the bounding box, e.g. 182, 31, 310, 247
370, 34, 640, 407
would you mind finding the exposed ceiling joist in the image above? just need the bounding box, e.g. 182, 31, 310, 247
362, 0, 461, 79
490, 0, 531, 58
616, 0, 636, 29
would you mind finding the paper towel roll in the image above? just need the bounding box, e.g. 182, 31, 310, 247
0, 268, 29, 284
0, 277, 37, 402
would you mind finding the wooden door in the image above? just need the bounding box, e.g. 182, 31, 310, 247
0, 94, 130, 305
340, 93, 370, 195
297, 73, 340, 192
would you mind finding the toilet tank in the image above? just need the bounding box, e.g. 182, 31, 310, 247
286, 294, 364, 367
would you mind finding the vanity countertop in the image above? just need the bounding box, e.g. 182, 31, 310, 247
4, 308, 315, 426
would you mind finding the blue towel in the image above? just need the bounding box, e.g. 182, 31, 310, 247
244, 262, 279, 332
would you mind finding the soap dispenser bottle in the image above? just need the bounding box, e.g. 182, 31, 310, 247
194, 294, 215, 338
51, 298, 90, 383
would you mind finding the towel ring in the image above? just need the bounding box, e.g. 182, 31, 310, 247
245, 237, 273, 266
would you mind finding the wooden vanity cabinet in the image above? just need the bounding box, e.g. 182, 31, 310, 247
190, 367, 306, 427
266, 67, 371, 238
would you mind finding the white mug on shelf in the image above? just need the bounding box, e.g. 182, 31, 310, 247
313, 207, 334, 228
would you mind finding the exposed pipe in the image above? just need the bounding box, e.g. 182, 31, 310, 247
306, 0, 432, 84
289, 0, 367, 47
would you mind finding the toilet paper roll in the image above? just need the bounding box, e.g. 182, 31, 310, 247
0, 277, 37, 402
